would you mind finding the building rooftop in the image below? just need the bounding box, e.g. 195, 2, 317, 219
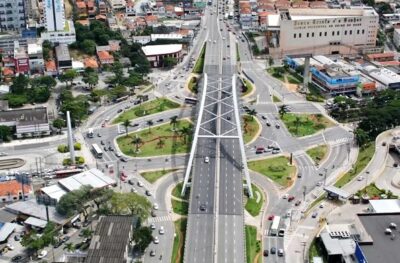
320, 231, 356, 256
55, 44, 71, 61
0, 180, 31, 197
142, 44, 182, 56
0, 107, 48, 126
97, 50, 113, 61
285, 8, 377, 21
365, 66, 400, 86
85, 216, 134, 263
84, 57, 99, 68
358, 213, 400, 263
27, 43, 42, 55
0, 222, 16, 242
369, 199, 400, 213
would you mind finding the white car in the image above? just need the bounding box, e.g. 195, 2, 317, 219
38, 250, 48, 259
357, 176, 364, 181
159, 226, 165, 235
6, 244, 14, 250
0, 152, 7, 156
137, 181, 144, 187
319, 202, 325, 208
150, 223, 156, 230
153, 236, 159, 244
316, 181, 323, 187
153, 203, 159, 210
282, 194, 289, 199
204, 156, 210, 163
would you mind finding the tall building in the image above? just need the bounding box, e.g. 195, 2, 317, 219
0, 0, 27, 32
44, 0, 65, 32
266, 8, 379, 58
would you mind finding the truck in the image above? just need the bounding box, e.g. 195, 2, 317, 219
270, 216, 281, 236
87, 128, 94, 138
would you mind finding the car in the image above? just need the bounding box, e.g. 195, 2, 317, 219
261, 115, 267, 120
130, 188, 137, 193
120, 157, 128, 162
150, 223, 156, 230
297, 173, 302, 178
204, 156, 210, 163
295, 200, 302, 206
131, 123, 139, 127
103, 146, 108, 152
357, 176, 364, 181
97, 133, 101, 137
128, 179, 134, 185
101, 123, 106, 128
312, 211, 318, 218
109, 146, 114, 151
7, 244, 14, 250
62, 236, 70, 243
38, 250, 48, 259
275, 123, 280, 129
270, 247, 276, 254
150, 250, 156, 257
125, 105, 130, 109
153, 203, 159, 210
227, 44, 230, 47
263, 249, 269, 256
283, 194, 289, 199
83, 221, 91, 227
100, 140, 105, 145
151, 210, 157, 217
137, 181, 144, 187
11, 255, 26, 262
157, 118, 164, 122
278, 249, 284, 256
272, 149, 280, 154
319, 202, 325, 208
14, 235, 20, 241
200, 204, 206, 211
268, 215, 274, 220
153, 236, 159, 244
159, 226, 165, 235
145, 190, 152, 196
288, 196, 295, 202
117, 109, 123, 113
226, 116, 231, 120
115, 152, 122, 158
394, 163, 399, 167
213, 40, 216, 43
382, 142, 387, 146
316, 181, 323, 186
53, 241, 63, 248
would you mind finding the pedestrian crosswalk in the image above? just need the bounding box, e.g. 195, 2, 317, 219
329, 137, 352, 145
148, 215, 172, 223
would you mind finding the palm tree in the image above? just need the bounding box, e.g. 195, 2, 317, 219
294, 116, 301, 135
81, 228, 93, 239
157, 138, 165, 149
248, 109, 257, 120
146, 120, 153, 133
279, 105, 288, 118
132, 136, 143, 153
64, 242, 75, 252
123, 119, 130, 137
170, 116, 179, 131
180, 126, 192, 144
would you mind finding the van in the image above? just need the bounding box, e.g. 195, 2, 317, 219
278, 228, 285, 237
278, 249, 284, 256
204, 156, 210, 163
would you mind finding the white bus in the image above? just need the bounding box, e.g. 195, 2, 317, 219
270, 216, 281, 236
91, 143, 103, 159
87, 128, 94, 138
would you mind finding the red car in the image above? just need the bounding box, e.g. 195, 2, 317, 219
268, 215, 274, 220
101, 123, 106, 128
120, 176, 126, 181
288, 196, 295, 202
120, 171, 127, 178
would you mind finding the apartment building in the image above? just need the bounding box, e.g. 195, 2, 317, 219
43, 0, 65, 32
267, 8, 379, 58
0, 0, 26, 32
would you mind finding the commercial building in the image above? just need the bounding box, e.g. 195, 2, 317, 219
27, 42, 44, 74
267, 8, 379, 58
142, 44, 183, 67
85, 216, 135, 263
363, 65, 400, 90
393, 27, 400, 49
0, 107, 50, 138
13, 44, 29, 74
0, 0, 27, 32
55, 43, 72, 71
41, 20, 76, 45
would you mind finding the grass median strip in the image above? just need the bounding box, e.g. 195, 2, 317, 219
171, 218, 187, 263
245, 225, 261, 263
334, 142, 375, 188
112, 98, 180, 124
243, 115, 260, 144
306, 145, 328, 165
281, 113, 333, 137
193, 44, 206, 74
117, 120, 193, 157
241, 78, 253, 97
245, 184, 264, 217
140, 168, 179, 183
171, 199, 188, 215
248, 156, 295, 187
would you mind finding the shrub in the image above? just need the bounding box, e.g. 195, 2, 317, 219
62, 156, 85, 166
269, 165, 285, 172
58, 144, 69, 153
74, 142, 81, 150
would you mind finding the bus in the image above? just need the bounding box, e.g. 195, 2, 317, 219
55, 169, 83, 178
87, 128, 94, 138
184, 97, 198, 105
270, 216, 281, 236
114, 95, 129, 103
91, 143, 103, 159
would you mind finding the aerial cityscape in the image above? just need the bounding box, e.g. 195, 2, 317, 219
0, 0, 399, 262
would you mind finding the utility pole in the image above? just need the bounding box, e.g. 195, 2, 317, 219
66, 111, 75, 164
116, 160, 121, 191
323, 168, 328, 186
303, 186, 307, 201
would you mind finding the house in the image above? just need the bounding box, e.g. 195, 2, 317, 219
0, 180, 31, 203
98, 1, 107, 15
76, 1, 87, 16
145, 15, 158, 26
84, 57, 99, 69
45, 60, 57, 76
97, 51, 114, 66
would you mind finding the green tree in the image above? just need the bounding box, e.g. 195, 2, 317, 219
163, 57, 178, 68
109, 192, 152, 220
248, 109, 257, 120
42, 40, 53, 61
279, 105, 288, 118
132, 136, 142, 153
180, 126, 192, 144
157, 138, 165, 149
59, 69, 78, 87
53, 118, 65, 130
5, 94, 28, 107
56, 186, 92, 217
132, 227, 153, 253
268, 57, 274, 67
111, 61, 124, 85
170, 116, 179, 131
123, 119, 130, 137
146, 120, 153, 133
82, 68, 99, 89
124, 72, 143, 87
294, 116, 301, 135
64, 242, 75, 252
31, 76, 57, 90
354, 128, 369, 148
21, 223, 57, 255
80, 39, 97, 55
10, 74, 29, 94
0, 125, 12, 141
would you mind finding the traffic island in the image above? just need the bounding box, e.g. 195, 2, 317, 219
248, 156, 296, 188
244, 184, 265, 217
112, 98, 180, 124
116, 119, 193, 157
171, 218, 187, 263
171, 199, 188, 215
306, 144, 328, 166
140, 168, 179, 184
280, 113, 334, 137
172, 182, 189, 200
245, 225, 262, 263
243, 115, 261, 144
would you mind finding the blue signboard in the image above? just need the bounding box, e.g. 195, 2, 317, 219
355, 243, 368, 263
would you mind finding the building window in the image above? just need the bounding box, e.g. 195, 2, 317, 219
312, 32, 314, 37
357, 29, 360, 34
299, 33, 302, 38
324, 32, 327, 36
362, 29, 365, 34
294, 33, 296, 38
307, 32, 309, 37
344, 30, 347, 35
332, 31, 335, 36
337, 31, 339, 35
319, 32, 322, 37
350, 30, 352, 35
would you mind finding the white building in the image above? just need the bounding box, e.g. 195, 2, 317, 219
363, 65, 400, 90
267, 8, 379, 58
28, 43, 44, 74
41, 20, 76, 45
43, 0, 65, 32
393, 27, 400, 49
107, 0, 126, 10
